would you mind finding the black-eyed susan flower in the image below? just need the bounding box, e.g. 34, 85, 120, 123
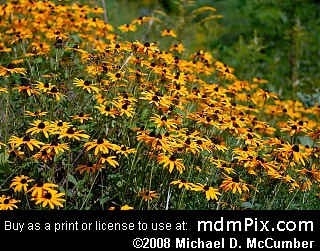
139, 189, 159, 202
116, 145, 136, 157
233, 146, 258, 159
8, 135, 44, 151
70, 112, 93, 124
255, 88, 279, 101
150, 114, 179, 130
25, 120, 51, 138
46, 86, 66, 101
169, 43, 185, 53
296, 164, 320, 183
132, 16, 151, 25
112, 101, 136, 117
33, 81, 53, 93
48, 120, 72, 133
0, 43, 12, 53
219, 175, 250, 194
107, 71, 127, 83
191, 183, 221, 201
94, 104, 119, 118
118, 23, 137, 32
170, 178, 194, 190
253, 77, 269, 84
277, 143, 309, 166
31, 190, 66, 209
140, 90, 171, 108
10, 175, 35, 193
0, 87, 8, 93
32, 149, 55, 162
161, 29, 177, 38
73, 78, 100, 93
157, 153, 185, 173
12, 82, 39, 97
56, 128, 90, 141
40, 140, 69, 155
24, 110, 48, 117
133, 40, 159, 55
26, 181, 59, 198
216, 64, 236, 80
97, 154, 119, 168
75, 162, 100, 174
280, 119, 311, 137
0, 195, 20, 210
108, 205, 134, 210
0, 63, 27, 76
84, 138, 119, 155
46, 30, 68, 40
0, 142, 6, 149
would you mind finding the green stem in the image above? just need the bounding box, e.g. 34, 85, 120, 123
267, 181, 282, 210
285, 188, 299, 210
64, 149, 71, 208
80, 171, 100, 210
147, 164, 155, 210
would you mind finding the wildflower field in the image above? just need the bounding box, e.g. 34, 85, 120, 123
0, 0, 319, 210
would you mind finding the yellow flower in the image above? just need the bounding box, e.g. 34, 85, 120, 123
118, 23, 137, 32
56, 128, 90, 141
84, 138, 119, 155
10, 175, 35, 193
73, 78, 100, 93
161, 29, 177, 38
0, 195, 21, 210
157, 153, 185, 174
0, 64, 27, 76
31, 190, 66, 209
8, 135, 44, 151
191, 183, 221, 201
138, 189, 159, 202
26, 181, 59, 198
108, 205, 134, 210
40, 140, 70, 154
170, 178, 194, 190
25, 120, 51, 138
70, 112, 93, 124
219, 175, 250, 194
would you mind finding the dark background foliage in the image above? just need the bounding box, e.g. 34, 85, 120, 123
105, 0, 319, 105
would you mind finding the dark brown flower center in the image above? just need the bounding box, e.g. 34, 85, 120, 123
50, 87, 58, 93
97, 138, 104, 144
292, 145, 300, 152
169, 155, 176, 161
232, 176, 240, 183
66, 128, 75, 134
203, 185, 209, 191
23, 135, 31, 141
50, 141, 58, 146
44, 192, 52, 199
38, 122, 45, 129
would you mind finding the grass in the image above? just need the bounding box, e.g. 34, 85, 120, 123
0, 0, 319, 210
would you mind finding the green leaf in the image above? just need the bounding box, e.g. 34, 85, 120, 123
67, 173, 78, 186
34, 58, 43, 64
241, 202, 253, 208
99, 194, 110, 205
